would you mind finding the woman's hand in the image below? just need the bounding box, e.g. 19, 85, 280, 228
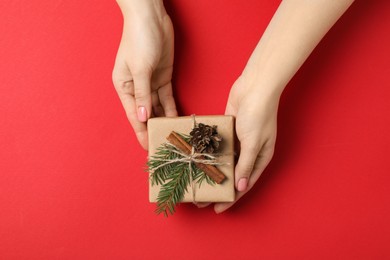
112, 0, 177, 150
214, 73, 280, 213
204, 0, 354, 213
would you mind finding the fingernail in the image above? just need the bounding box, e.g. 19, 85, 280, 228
237, 178, 248, 192
137, 106, 147, 122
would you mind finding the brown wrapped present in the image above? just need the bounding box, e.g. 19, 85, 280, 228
147, 115, 235, 215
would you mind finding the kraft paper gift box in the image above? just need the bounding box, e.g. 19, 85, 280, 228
148, 115, 235, 203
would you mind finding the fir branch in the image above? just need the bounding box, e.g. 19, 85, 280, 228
147, 144, 181, 186
155, 163, 191, 216
147, 133, 217, 216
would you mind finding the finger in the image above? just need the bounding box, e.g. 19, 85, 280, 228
224, 101, 241, 159
113, 61, 149, 149
118, 93, 149, 150
193, 202, 211, 208
214, 142, 274, 213
224, 99, 236, 116
158, 83, 178, 117
133, 71, 153, 123
151, 91, 165, 117
234, 141, 261, 192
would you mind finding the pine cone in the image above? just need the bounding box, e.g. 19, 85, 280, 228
189, 123, 222, 154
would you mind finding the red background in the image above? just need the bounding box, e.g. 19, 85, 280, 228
1, 0, 390, 259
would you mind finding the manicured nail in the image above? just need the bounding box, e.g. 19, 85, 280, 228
137, 106, 147, 122
237, 178, 248, 192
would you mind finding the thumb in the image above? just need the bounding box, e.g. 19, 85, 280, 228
235, 141, 259, 192
133, 72, 152, 122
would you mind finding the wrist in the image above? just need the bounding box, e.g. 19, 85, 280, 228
240, 66, 284, 102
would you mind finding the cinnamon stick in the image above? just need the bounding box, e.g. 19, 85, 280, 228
167, 131, 226, 184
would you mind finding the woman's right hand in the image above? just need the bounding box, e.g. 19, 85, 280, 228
112, 0, 177, 150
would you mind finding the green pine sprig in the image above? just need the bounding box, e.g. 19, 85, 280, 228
147, 134, 216, 217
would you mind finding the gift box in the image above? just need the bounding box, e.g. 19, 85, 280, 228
147, 115, 235, 214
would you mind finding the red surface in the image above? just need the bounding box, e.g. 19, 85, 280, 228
1, 0, 390, 259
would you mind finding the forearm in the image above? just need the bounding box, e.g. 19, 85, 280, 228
116, 0, 166, 19
244, 0, 354, 97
